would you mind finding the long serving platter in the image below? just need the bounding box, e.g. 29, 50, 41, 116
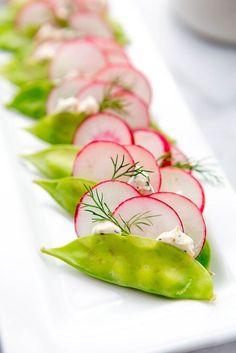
1, 1, 236, 352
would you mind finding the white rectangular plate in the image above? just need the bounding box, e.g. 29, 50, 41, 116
1, 1, 236, 353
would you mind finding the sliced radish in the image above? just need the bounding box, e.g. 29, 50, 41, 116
96, 64, 152, 104
77, 80, 120, 103
73, 113, 133, 146
151, 192, 206, 256
70, 11, 112, 38
160, 167, 205, 212
105, 50, 130, 65
32, 40, 62, 61
88, 37, 125, 54
75, 180, 139, 237
107, 91, 150, 129
171, 145, 189, 166
72, 141, 134, 182
49, 39, 107, 81
134, 128, 170, 161
125, 145, 161, 192
76, 0, 108, 13
113, 196, 183, 238
47, 77, 90, 114
16, 1, 55, 29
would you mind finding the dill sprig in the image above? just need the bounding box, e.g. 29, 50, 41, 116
158, 153, 222, 185
111, 154, 153, 180
99, 78, 131, 115
81, 186, 160, 235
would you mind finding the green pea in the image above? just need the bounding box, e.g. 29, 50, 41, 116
41, 234, 214, 301
196, 240, 211, 270
7, 80, 53, 119
22, 145, 79, 178
35, 177, 95, 215
26, 112, 87, 144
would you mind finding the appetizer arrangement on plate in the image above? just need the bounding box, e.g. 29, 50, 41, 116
0, 0, 219, 300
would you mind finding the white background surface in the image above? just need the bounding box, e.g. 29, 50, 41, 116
136, 1, 236, 352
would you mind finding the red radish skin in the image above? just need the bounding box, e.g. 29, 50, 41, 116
73, 113, 134, 146
151, 192, 206, 256
160, 167, 205, 212
113, 196, 183, 239
16, 1, 55, 29
74, 180, 140, 237
47, 77, 90, 114
49, 39, 108, 81
87, 37, 127, 54
75, 0, 108, 13
96, 64, 152, 104
125, 145, 161, 192
72, 141, 134, 182
107, 91, 150, 129
171, 145, 189, 167
70, 11, 113, 38
134, 128, 170, 161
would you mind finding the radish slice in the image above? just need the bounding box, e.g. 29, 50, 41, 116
96, 64, 152, 104
77, 80, 120, 103
49, 40, 107, 81
72, 141, 134, 182
76, 0, 108, 13
125, 145, 161, 192
107, 91, 150, 129
74, 180, 139, 237
113, 196, 183, 238
88, 37, 126, 54
16, 1, 55, 29
47, 77, 89, 114
73, 113, 134, 146
32, 40, 62, 61
151, 192, 206, 256
134, 128, 170, 161
160, 167, 205, 212
105, 50, 130, 65
70, 11, 112, 38
171, 145, 189, 166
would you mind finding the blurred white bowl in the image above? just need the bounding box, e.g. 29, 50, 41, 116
174, 0, 236, 44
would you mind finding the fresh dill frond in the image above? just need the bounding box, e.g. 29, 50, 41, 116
111, 154, 153, 180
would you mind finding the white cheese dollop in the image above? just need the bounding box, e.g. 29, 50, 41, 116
156, 226, 195, 257
129, 171, 154, 196
78, 96, 99, 115
36, 24, 77, 42
92, 221, 121, 235
55, 97, 78, 113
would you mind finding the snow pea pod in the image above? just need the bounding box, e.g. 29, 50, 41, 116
26, 112, 87, 144
41, 234, 214, 300
196, 240, 211, 270
7, 80, 53, 119
35, 177, 95, 215
22, 145, 79, 178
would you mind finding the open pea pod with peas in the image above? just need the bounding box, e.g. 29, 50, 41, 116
42, 234, 214, 300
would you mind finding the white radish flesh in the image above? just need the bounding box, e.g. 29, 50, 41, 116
96, 64, 152, 104
16, 1, 54, 30
171, 145, 189, 166
72, 141, 134, 182
125, 145, 161, 192
107, 91, 150, 129
47, 77, 90, 114
77, 80, 120, 104
49, 40, 107, 81
70, 11, 112, 38
151, 192, 206, 256
134, 128, 170, 161
160, 167, 205, 212
113, 196, 183, 238
73, 113, 134, 146
75, 180, 140, 237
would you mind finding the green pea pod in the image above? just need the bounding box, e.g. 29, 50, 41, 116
35, 177, 95, 215
107, 16, 129, 46
196, 240, 211, 270
7, 80, 53, 119
41, 234, 214, 300
0, 28, 31, 53
26, 112, 87, 144
1, 57, 48, 86
22, 145, 79, 178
